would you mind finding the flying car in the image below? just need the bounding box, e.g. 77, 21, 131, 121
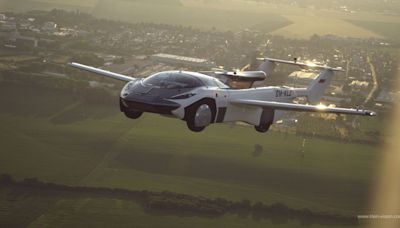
68, 57, 376, 133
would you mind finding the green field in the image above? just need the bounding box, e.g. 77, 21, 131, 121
0, 0, 93, 12
270, 15, 382, 39
0, 0, 291, 32
1, 186, 328, 228
0, 77, 383, 227
91, 0, 291, 31
346, 20, 400, 41
0, 112, 380, 214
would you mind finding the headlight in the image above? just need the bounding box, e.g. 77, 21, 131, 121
122, 82, 134, 93
170, 93, 196, 99
125, 82, 133, 90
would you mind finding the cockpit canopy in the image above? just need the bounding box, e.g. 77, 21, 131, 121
143, 72, 203, 89
142, 71, 229, 89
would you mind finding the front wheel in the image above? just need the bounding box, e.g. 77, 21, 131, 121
187, 122, 206, 132
186, 102, 213, 132
124, 110, 143, 119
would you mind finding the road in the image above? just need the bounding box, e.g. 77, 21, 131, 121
365, 56, 379, 104
352, 56, 378, 128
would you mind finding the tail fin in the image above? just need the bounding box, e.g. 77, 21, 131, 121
257, 60, 276, 76
307, 69, 334, 104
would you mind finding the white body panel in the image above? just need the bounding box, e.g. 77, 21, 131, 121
226, 87, 280, 125
169, 86, 310, 126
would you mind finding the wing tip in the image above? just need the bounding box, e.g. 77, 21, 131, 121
365, 110, 377, 116
258, 57, 345, 72
67, 62, 82, 68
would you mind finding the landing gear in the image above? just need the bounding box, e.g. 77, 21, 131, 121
185, 100, 215, 132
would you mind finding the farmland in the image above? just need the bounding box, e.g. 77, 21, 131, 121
90, 0, 290, 31
346, 20, 400, 41
1, 0, 400, 39
0, 74, 383, 227
0, 184, 320, 228
270, 15, 382, 39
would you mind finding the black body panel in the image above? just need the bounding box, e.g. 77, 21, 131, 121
120, 97, 180, 115
216, 107, 227, 123
120, 80, 186, 114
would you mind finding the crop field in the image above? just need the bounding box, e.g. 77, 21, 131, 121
0, 111, 380, 213
0, 0, 93, 12
91, 0, 291, 31
0, 78, 382, 228
346, 20, 400, 41
270, 15, 382, 39
1, 0, 400, 40
0, 0, 291, 32
31, 0, 97, 7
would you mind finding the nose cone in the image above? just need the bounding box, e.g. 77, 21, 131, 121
120, 81, 181, 114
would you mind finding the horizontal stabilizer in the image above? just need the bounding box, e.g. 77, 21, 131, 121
257, 57, 345, 72
231, 99, 376, 116
68, 62, 135, 82
215, 71, 266, 81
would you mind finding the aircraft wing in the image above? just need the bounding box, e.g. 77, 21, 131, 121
68, 62, 135, 82
230, 99, 376, 116
215, 71, 266, 81
257, 57, 345, 72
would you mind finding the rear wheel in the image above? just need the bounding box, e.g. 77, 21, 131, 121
254, 123, 271, 133
186, 100, 214, 132
254, 108, 274, 133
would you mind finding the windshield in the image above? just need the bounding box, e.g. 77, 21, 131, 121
143, 72, 203, 89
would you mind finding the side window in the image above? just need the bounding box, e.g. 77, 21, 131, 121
214, 79, 229, 88
143, 73, 202, 89
174, 75, 201, 88
201, 78, 216, 87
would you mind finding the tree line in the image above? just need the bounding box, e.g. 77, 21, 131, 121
0, 174, 358, 226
